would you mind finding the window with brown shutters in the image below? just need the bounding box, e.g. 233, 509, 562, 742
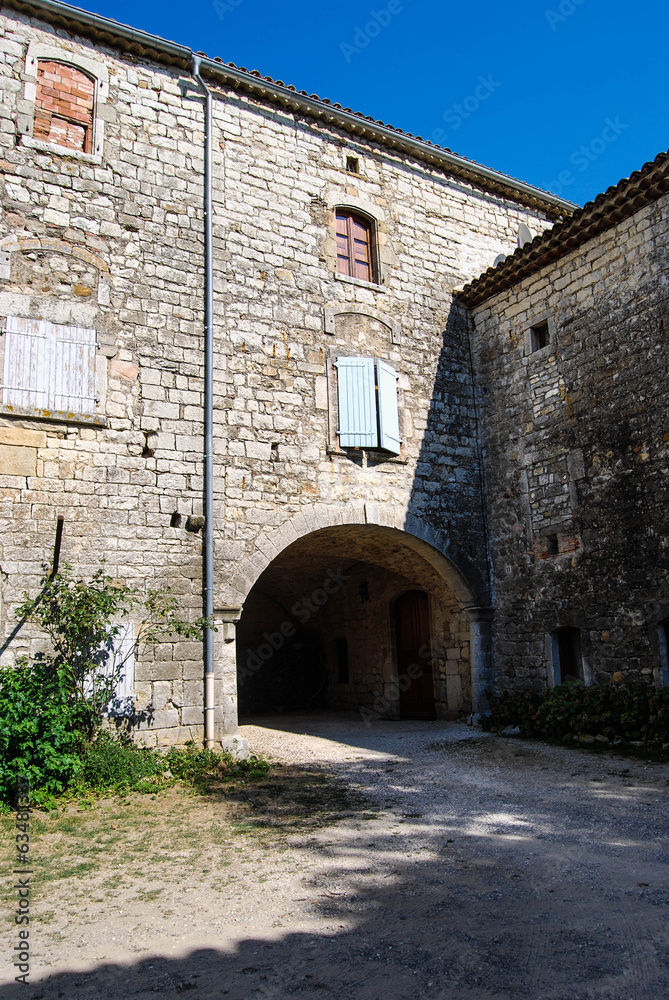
33, 60, 95, 153
336, 210, 375, 282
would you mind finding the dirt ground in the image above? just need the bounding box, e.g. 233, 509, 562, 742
2, 714, 669, 999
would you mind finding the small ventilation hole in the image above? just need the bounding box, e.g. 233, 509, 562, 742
142, 432, 156, 458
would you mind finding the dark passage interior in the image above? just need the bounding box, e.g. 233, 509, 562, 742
236, 525, 470, 720
553, 626, 584, 685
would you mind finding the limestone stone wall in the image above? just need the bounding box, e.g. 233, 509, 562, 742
0, 12, 211, 745
471, 195, 669, 692
0, 8, 553, 740
207, 89, 551, 618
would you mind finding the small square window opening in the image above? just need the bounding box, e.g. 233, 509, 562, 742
545, 533, 559, 556
530, 320, 551, 353
346, 156, 360, 174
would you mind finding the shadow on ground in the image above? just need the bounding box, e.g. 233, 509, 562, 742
3, 720, 668, 1000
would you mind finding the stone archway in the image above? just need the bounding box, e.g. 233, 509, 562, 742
213, 506, 493, 736
225, 503, 486, 608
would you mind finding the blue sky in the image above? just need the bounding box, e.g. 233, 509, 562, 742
75, 0, 668, 207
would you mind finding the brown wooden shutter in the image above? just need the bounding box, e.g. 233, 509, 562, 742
352, 216, 372, 281
335, 211, 373, 281
336, 212, 352, 275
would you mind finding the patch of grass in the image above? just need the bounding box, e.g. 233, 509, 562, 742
79, 733, 165, 792
0, 761, 367, 936
165, 741, 271, 791
232, 821, 266, 833
39, 861, 98, 884
134, 888, 163, 902
219, 763, 364, 836
7, 732, 276, 808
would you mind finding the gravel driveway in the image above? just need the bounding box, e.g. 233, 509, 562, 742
2, 713, 668, 999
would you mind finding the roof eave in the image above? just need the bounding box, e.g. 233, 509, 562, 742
3, 0, 576, 220
458, 149, 669, 308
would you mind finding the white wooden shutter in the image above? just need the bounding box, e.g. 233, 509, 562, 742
3, 317, 49, 409
51, 324, 97, 413
105, 624, 135, 718
2, 317, 97, 414
376, 360, 401, 454
336, 356, 378, 448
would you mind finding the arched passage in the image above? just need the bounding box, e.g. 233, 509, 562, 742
234, 523, 488, 723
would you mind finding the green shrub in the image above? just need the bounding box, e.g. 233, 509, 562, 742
481, 689, 542, 731
1, 563, 215, 806
80, 731, 166, 792
165, 742, 271, 790
77, 735, 271, 796
483, 682, 669, 746
0, 657, 87, 806
15, 565, 212, 738
0, 711, 272, 804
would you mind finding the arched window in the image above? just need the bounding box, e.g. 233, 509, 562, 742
336, 210, 375, 282
33, 60, 95, 153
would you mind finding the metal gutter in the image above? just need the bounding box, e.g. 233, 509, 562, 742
191, 56, 216, 749
3, 0, 576, 219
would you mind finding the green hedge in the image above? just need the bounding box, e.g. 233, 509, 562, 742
482, 683, 669, 746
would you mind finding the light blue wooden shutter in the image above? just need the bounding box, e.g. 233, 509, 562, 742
336, 357, 378, 448
376, 360, 401, 454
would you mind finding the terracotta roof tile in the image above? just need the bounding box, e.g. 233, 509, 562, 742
458, 150, 669, 308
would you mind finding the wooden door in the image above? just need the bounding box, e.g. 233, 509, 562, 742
395, 590, 436, 720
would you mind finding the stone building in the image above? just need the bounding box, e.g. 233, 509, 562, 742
461, 152, 669, 694
0, 0, 666, 745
